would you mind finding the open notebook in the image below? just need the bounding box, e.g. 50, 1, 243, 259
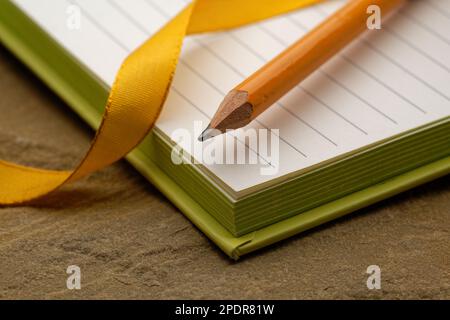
1, 0, 449, 258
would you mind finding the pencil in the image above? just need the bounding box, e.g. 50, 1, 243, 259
199, 0, 406, 141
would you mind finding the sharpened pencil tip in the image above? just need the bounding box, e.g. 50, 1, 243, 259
198, 125, 220, 142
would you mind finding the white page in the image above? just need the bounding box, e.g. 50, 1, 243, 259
12, 0, 450, 193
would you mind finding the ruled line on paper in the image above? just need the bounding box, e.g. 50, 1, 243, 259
330, 0, 450, 66
424, 0, 450, 20
287, 16, 428, 115
69, 0, 128, 52
108, 0, 149, 35
323, 0, 450, 72
362, 40, 450, 102
314, 5, 450, 102
384, 22, 450, 74
398, 10, 450, 46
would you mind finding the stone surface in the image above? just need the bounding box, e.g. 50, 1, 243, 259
0, 45, 448, 299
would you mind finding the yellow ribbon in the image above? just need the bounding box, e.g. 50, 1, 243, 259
0, 0, 320, 205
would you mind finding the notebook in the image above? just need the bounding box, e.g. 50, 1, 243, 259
1, 0, 449, 259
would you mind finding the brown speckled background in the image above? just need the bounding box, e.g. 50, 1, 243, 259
0, 45, 449, 299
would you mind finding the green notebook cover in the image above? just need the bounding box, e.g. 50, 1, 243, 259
1, 0, 449, 259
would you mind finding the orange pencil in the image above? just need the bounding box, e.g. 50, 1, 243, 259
199, 0, 406, 141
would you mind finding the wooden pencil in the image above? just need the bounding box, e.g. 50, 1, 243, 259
199, 0, 406, 141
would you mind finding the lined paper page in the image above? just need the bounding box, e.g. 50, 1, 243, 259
13, 0, 450, 192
